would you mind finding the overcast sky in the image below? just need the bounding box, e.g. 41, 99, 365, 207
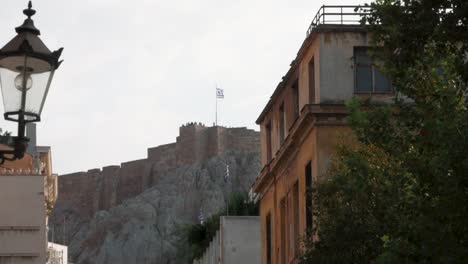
0, 0, 365, 174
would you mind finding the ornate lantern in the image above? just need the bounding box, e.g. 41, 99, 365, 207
0, 1, 63, 163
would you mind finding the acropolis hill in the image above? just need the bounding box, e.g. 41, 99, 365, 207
55, 123, 260, 219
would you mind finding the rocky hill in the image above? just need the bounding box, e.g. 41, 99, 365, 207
49, 124, 261, 264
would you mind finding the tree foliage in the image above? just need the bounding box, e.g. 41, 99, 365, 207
299, 0, 468, 263
183, 191, 258, 262
0, 128, 11, 145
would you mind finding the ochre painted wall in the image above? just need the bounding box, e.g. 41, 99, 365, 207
258, 123, 352, 264
255, 25, 392, 264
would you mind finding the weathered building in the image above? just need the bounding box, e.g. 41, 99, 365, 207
194, 216, 261, 264
252, 6, 394, 264
47, 242, 68, 264
0, 124, 58, 264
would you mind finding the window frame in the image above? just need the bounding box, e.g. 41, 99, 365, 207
292, 183, 299, 259
354, 47, 394, 94
305, 161, 313, 230
266, 212, 272, 264
291, 80, 299, 119
280, 198, 287, 264
279, 102, 286, 145
308, 56, 316, 103
265, 121, 272, 163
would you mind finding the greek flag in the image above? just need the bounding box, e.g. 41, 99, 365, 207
216, 88, 224, 99
224, 165, 230, 183
198, 210, 205, 224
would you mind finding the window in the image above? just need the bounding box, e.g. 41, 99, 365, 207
279, 103, 286, 144
280, 198, 287, 264
288, 193, 294, 259
266, 212, 272, 264
292, 184, 299, 256
305, 162, 313, 230
355, 47, 392, 93
292, 81, 299, 119
308, 57, 315, 103
266, 122, 272, 162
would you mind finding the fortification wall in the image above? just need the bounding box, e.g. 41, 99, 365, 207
176, 124, 197, 166
116, 159, 146, 204
58, 171, 101, 219
101, 165, 120, 210
205, 127, 219, 159
55, 124, 260, 220
226, 127, 261, 153
146, 143, 177, 187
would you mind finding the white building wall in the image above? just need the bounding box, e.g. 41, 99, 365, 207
47, 242, 68, 264
194, 216, 261, 264
221, 216, 261, 264
0, 175, 47, 264
214, 230, 219, 264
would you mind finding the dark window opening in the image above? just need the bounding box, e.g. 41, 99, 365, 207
308, 57, 315, 103
305, 161, 313, 230
266, 212, 272, 264
280, 199, 286, 264
266, 122, 272, 162
292, 81, 299, 119
288, 193, 294, 259
292, 183, 300, 255
279, 103, 286, 145
354, 47, 392, 93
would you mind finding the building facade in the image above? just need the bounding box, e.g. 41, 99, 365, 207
194, 216, 261, 264
0, 124, 58, 264
47, 242, 68, 264
252, 6, 394, 264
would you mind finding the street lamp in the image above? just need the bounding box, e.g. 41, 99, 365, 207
0, 1, 63, 164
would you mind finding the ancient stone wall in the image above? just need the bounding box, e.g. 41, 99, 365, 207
116, 159, 146, 204
226, 127, 262, 153
58, 171, 101, 219
176, 123, 207, 166
55, 124, 260, 220
101, 166, 120, 210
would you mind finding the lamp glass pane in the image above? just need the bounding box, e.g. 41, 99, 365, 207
0, 55, 53, 121
26, 70, 53, 118
0, 67, 23, 113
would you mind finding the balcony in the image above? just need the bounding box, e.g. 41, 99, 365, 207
306, 5, 370, 36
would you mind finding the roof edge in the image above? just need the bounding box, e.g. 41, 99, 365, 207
255, 24, 367, 125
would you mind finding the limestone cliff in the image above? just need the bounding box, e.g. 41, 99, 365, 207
49, 124, 261, 263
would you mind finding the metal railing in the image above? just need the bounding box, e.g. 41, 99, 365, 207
306, 5, 370, 36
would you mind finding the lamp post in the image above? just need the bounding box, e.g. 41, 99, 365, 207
0, 1, 63, 164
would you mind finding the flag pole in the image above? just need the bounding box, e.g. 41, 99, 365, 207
227, 164, 230, 216
215, 84, 218, 126
215, 88, 218, 127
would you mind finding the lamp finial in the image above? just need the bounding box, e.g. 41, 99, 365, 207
16, 1, 39, 34
23, 1, 36, 19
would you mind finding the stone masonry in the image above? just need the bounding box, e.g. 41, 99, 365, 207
56, 124, 260, 220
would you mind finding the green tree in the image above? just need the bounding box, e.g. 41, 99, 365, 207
0, 128, 11, 145
182, 191, 258, 262
299, 1, 468, 263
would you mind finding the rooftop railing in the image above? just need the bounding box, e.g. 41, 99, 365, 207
306, 5, 370, 36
